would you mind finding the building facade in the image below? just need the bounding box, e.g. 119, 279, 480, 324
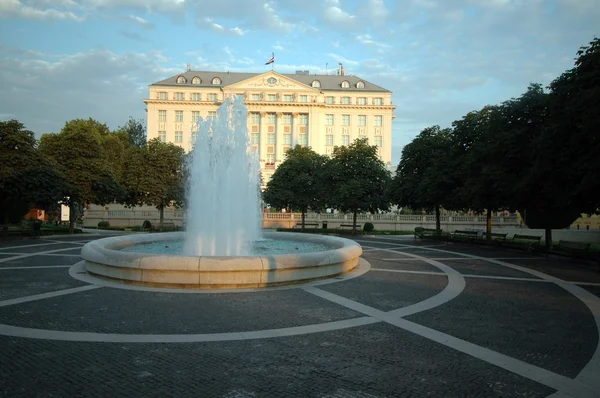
144, 69, 396, 184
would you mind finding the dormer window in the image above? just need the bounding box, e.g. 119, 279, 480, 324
192, 76, 201, 85
356, 81, 365, 89
212, 77, 222, 85
341, 80, 350, 88
176, 76, 186, 84
311, 80, 321, 88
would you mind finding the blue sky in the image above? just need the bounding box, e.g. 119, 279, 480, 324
1, 0, 598, 165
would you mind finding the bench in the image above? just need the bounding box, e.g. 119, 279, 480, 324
295, 222, 320, 229
415, 228, 442, 239
481, 232, 508, 240
152, 222, 178, 232
451, 230, 479, 239
556, 240, 590, 254
513, 234, 542, 242
340, 223, 361, 230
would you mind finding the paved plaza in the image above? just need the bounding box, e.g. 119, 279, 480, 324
1, 233, 599, 398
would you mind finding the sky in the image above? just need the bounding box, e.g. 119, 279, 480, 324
1, 0, 598, 166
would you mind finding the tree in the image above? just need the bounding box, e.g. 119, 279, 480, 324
0, 120, 66, 225
38, 118, 122, 232
138, 138, 185, 230
116, 117, 147, 149
390, 126, 453, 237
263, 145, 327, 229
323, 139, 390, 234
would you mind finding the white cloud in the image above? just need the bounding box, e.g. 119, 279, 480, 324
127, 14, 153, 28
0, 0, 84, 21
199, 17, 246, 36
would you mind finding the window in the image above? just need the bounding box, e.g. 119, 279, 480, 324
325, 96, 334, 104
326, 134, 333, 146
299, 95, 308, 103
341, 97, 350, 104
312, 80, 321, 88
341, 115, 350, 126
192, 76, 201, 85
267, 113, 276, 124
192, 93, 201, 101
358, 115, 366, 126
341, 80, 350, 88
158, 92, 167, 100
358, 134, 366, 140
251, 133, 260, 144
175, 131, 183, 143
208, 93, 217, 102
192, 131, 198, 143
267, 77, 277, 85
235, 93, 244, 101
175, 92, 184, 101
342, 135, 350, 146
159, 131, 166, 142
192, 111, 200, 123
283, 114, 292, 124
325, 114, 334, 126
267, 133, 276, 144
158, 110, 166, 122
358, 97, 367, 105
283, 134, 291, 145
251, 113, 260, 124
283, 95, 293, 102
175, 110, 183, 122
298, 134, 307, 146
212, 77, 221, 85
208, 111, 216, 121
374, 115, 382, 126
267, 94, 277, 102
298, 114, 308, 124
266, 153, 275, 163
356, 81, 365, 89
374, 97, 383, 105
374, 136, 382, 147
252, 94, 261, 101
176, 76, 186, 84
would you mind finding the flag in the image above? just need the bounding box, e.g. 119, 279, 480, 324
265, 53, 274, 65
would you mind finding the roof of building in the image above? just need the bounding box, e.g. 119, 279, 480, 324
150, 71, 390, 92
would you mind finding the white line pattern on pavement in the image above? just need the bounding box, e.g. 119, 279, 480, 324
0, 265, 72, 270
0, 285, 102, 307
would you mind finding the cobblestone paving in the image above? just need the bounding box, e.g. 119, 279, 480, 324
0, 234, 599, 398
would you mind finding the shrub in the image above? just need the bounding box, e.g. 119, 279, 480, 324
142, 220, 152, 230
363, 222, 375, 232
98, 221, 110, 228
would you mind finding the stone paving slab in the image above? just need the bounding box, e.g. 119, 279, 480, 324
0, 243, 80, 253
0, 268, 88, 301
318, 270, 447, 312
362, 257, 441, 273
436, 259, 543, 279
0, 323, 554, 398
504, 258, 600, 283
0, 255, 82, 267
406, 278, 598, 378
0, 287, 362, 334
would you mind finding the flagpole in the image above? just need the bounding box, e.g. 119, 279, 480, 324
271, 52, 274, 71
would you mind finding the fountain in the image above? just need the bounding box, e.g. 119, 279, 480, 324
81, 97, 362, 289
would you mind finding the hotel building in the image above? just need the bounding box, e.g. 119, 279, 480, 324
144, 67, 396, 184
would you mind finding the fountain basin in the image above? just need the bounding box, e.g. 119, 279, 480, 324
81, 232, 362, 289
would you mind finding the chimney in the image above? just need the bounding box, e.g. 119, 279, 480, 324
186, 63, 192, 72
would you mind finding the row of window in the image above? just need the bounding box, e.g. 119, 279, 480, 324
175, 75, 366, 90
158, 110, 383, 127
156, 91, 385, 105
325, 135, 382, 147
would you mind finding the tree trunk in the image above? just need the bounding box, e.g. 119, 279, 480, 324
352, 211, 358, 235
301, 208, 306, 230
486, 208, 492, 240
545, 227, 552, 249
435, 205, 441, 239
69, 202, 76, 234
159, 205, 164, 232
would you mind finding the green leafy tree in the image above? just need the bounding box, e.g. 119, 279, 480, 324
0, 120, 66, 225
323, 139, 390, 234
138, 138, 185, 230
263, 145, 327, 229
116, 117, 147, 149
38, 118, 123, 232
390, 126, 453, 237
